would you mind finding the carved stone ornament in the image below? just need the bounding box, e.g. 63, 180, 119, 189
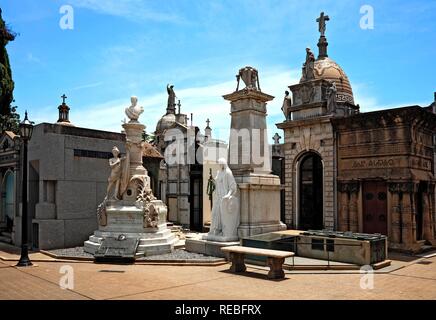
388, 182, 416, 194
338, 181, 360, 194
301, 83, 315, 104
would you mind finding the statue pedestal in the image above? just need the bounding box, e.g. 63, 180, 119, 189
185, 234, 240, 259
84, 200, 177, 257
84, 106, 176, 260
236, 173, 286, 237
223, 81, 287, 239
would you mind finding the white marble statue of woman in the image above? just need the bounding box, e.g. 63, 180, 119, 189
203, 158, 240, 242
106, 146, 126, 200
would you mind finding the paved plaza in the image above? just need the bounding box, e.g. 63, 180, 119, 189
0, 245, 435, 300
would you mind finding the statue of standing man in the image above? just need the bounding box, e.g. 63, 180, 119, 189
203, 158, 240, 242
167, 84, 176, 111
302, 47, 315, 81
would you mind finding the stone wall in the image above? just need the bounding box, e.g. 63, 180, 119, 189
27, 123, 125, 249
332, 106, 436, 251
281, 117, 336, 229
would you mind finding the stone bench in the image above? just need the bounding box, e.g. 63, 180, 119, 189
221, 246, 294, 279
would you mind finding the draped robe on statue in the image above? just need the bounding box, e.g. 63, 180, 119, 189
205, 165, 240, 242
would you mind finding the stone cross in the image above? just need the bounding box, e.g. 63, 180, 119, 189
316, 12, 330, 37
206, 118, 210, 128
61, 94, 67, 104
273, 133, 281, 145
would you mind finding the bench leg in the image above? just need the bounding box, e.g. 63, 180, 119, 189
229, 252, 246, 273
267, 257, 285, 279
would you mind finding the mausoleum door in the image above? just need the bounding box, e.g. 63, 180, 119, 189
1, 171, 15, 232
190, 175, 203, 232
299, 153, 323, 230
362, 181, 388, 235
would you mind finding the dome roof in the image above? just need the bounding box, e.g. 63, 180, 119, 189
155, 113, 176, 133
302, 57, 355, 105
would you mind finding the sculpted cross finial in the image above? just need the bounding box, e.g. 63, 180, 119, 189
206, 118, 210, 128
61, 94, 67, 104
316, 12, 330, 37
273, 133, 282, 145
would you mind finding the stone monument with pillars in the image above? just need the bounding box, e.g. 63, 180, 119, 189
84, 97, 176, 260
223, 66, 286, 237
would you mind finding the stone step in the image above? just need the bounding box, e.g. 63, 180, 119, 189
138, 236, 175, 246
137, 243, 175, 255
1, 231, 12, 238
0, 235, 12, 244
421, 245, 434, 252
94, 229, 172, 239
89, 235, 103, 244
86, 233, 176, 246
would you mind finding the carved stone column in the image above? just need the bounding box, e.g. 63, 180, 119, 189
338, 189, 349, 231
388, 186, 401, 244
430, 184, 436, 241
399, 183, 416, 247
348, 182, 360, 233
423, 188, 433, 241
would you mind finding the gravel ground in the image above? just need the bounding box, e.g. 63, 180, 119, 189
139, 249, 223, 261
47, 247, 94, 258
45, 247, 222, 262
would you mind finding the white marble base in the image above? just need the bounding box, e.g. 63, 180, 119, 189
84, 204, 176, 258
202, 233, 239, 242
84, 228, 177, 257
238, 222, 287, 238
235, 173, 287, 238
185, 234, 240, 258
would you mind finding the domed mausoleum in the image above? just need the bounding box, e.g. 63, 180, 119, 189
312, 57, 354, 105
277, 12, 436, 253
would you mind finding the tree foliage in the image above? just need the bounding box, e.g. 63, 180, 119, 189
0, 8, 19, 133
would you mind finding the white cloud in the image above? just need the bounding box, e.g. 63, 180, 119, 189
27, 53, 41, 64
64, 67, 299, 139
68, 0, 184, 23
70, 81, 104, 91
352, 82, 428, 113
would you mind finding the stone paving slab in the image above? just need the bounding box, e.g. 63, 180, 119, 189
0, 261, 88, 300
1, 247, 435, 300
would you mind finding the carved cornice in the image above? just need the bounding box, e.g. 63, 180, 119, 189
332, 106, 436, 131
223, 88, 274, 103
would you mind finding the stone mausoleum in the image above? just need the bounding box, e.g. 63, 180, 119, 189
0, 97, 163, 249
154, 85, 227, 231
276, 12, 436, 252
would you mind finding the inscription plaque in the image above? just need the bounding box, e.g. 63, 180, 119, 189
94, 236, 139, 262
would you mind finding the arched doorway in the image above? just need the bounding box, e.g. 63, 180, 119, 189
1, 170, 15, 233
299, 152, 323, 230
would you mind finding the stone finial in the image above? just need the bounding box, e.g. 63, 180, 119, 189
236, 66, 260, 91
205, 118, 212, 140
316, 12, 330, 37
316, 12, 330, 58
57, 93, 71, 124
273, 133, 281, 145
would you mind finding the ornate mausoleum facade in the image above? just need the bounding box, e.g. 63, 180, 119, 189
277, 13, 436, 252
333, 106, 436, 251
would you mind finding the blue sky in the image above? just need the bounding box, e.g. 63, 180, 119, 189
1, 0, 435, 142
